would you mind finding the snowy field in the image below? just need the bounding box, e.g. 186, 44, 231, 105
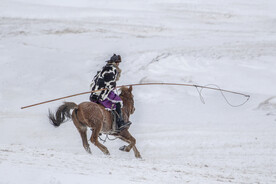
0, 0, 276, 183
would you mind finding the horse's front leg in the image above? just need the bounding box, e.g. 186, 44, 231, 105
132, 145, 142, 159
118, 130, 142, 158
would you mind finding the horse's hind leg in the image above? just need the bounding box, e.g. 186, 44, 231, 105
119, 130, 142, 158
90, 126, 110, 155
78, 128, 91, 154
72, 109, 91, 154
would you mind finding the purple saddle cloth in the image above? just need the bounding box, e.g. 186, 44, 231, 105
92, 91, 122, 111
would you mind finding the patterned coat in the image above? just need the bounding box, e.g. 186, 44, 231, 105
90, 63, 121, 101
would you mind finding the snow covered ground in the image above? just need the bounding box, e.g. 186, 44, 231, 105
0, 0, 276, 183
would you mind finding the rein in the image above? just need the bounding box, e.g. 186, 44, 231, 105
21, 82, 250, 109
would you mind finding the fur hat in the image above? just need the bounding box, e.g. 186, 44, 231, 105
107, 54, 121, 63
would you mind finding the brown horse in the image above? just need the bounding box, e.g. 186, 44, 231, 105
48, 86, 141, 158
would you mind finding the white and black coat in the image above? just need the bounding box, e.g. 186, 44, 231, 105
90, 63, 120, 101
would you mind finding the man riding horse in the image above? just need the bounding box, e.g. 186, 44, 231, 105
90, 54, 131, 132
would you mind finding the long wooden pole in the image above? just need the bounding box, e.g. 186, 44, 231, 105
20, 82, 250, 109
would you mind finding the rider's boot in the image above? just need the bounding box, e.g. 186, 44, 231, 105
115, 103, 131, 131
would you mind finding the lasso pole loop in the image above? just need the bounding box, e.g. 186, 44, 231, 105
200, 84, 250, 107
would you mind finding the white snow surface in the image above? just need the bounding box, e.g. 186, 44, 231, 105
1, 0, 276, 183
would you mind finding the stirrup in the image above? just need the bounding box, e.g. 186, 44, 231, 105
118, 121, 132, 131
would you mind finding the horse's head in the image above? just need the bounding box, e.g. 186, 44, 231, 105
120, 86, 135, 115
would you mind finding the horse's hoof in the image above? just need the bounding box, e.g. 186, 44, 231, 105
85, 147, 92, 154
119, 145, 127, 151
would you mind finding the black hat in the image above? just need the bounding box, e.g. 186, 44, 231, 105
107, 54, 121, 63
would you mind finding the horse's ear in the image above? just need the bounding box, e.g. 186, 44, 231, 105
129, 85, 133, 92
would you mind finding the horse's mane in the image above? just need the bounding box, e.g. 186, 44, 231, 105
119, 86, 132, 100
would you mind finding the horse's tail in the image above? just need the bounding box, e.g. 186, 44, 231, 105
48, 102, 78, 127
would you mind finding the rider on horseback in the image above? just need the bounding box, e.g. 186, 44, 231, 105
90, 54, 132, 132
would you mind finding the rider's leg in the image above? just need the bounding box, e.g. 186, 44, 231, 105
115, 103, 131, 131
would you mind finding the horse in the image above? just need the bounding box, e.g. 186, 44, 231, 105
48, 86, 141, 158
